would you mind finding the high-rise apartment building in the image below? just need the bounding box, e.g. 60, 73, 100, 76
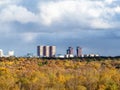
67, 47, 74, 55
44, 46, 50, 57
76, 47, 82, 57
37, 46, 56, 57
37, 46, 44, 57
49, 46, 56, 57
66, 47, 74, 58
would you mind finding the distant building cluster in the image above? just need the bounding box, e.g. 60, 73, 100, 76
65, 46, 82, 58
37, 45, 99, 58
0, 49, 14, 57
0, 45, 100, 58
0, 45, 99, 58
37, 46, 56, 58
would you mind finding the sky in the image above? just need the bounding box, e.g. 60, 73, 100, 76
0, 0, 120, 56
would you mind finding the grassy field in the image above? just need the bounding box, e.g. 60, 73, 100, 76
0, 57, 120, 90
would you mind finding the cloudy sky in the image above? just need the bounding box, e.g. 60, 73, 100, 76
0, 0, 120, 56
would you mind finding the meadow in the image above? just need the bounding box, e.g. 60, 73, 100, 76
0, 57, 120, 90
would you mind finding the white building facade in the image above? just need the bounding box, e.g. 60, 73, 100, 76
0, 49, 4, 57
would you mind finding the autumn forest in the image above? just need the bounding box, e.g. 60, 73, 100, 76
0, 57, 120, 90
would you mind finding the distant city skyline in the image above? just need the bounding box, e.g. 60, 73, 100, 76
0, 0, 120, 56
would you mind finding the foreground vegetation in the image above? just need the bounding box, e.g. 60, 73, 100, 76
0, 57, 120, 90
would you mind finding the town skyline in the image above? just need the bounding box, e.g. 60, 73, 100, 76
0, 45, 113, 57
0, 0, 120, 56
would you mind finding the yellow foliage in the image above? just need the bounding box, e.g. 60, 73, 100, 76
98, 85, 106, 90
56, 74, 66, 83
77, 85, 87, 90
0, 58, 119, 90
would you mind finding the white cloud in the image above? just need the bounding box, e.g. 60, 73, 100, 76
105, 0, 114, 4
114, 6, 120, 13
0, 5, 38, 23
38, 0, 120, 29
0, 0, 120, 30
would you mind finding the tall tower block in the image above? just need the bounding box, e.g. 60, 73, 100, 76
49, 46, 56, 57
37, 46, 44, 57
76, 46, 82, 57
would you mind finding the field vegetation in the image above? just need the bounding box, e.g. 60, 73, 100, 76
0, 57, 120, 90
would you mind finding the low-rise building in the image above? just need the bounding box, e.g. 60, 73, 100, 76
8, 50, 14, 57
0, 49, 4, 57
